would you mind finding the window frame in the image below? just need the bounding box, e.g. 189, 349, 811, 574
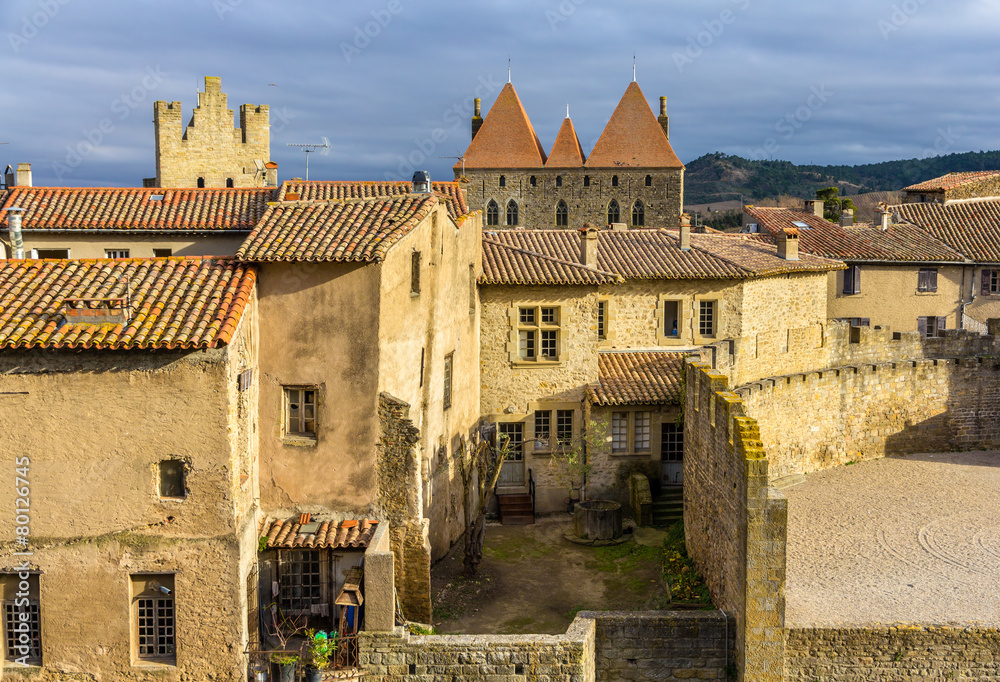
131, 573, 176, 665
3, 573, 41, 666
917, 268, 938, 293
158, 459, 187, 500
277, 549, 326, 616
510, 304, 563, 365
506, 200, 519, 226
843, 264, 861, 295
607, 199, 620, 225
981, 268, 1000, 295
917, 316, 946, 338
610, 410, 654, 456
486, 200, 499, 226
697, 300, 717, 338
555, 200, 568, 227
411, 251, 421, 295
655, 296, 686, 345
36, 248, 70, 259
443, 352, 454, 410
106, 249, 130, 259
283, 385, 318, 443
632, 200, 645, 227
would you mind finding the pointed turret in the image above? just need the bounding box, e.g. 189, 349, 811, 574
545, 116, 586, 168
457, 83, 547, 170
586, 82, 683, 169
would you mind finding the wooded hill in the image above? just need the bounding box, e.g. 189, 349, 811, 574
684, 150, 1000, 205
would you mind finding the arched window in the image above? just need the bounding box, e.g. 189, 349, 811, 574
499, 175, 506, 188
226, 178, 234, 188
632, 200, 645, 226
583, 175, 591, 188
611, 175, 619, 187
197, 177, 205, 188
645, 175, 652, 187
530, 176, 537, 187
555, 200, 568, 227
556, 175, 563, 188
506, 200, 519, 226
608, 199, 620, 225
486, 200, 499, 226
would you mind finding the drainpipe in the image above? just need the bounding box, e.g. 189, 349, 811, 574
4, 207, 25, 259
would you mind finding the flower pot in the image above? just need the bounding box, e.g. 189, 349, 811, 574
305, 668, 323, 682
279, 662, 296, 682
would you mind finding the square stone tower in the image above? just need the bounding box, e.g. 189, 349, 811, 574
154, 76, 274, 188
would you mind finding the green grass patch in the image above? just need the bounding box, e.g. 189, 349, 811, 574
498, 616, 537, 634
589, 541, 661, 573
662, 521, 713, 606
483, 534, 554, 561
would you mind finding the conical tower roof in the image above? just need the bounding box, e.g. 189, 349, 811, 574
458, 83, 547, 170
586, 82, 683, 169
545, 116, 586, 168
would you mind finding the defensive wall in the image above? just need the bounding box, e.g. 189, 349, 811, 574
684, 321, 1000, 680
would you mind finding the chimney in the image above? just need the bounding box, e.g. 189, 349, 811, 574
579, 224, 599, 268
15, 163, 32, 188
874, 203, 890, 231
679, 213, 691, 251
5, 207, 25, 259
776, 227, 799, 261
658, 96, 669, 139
839, 208, 854, 227
471, 98, 484, 141
3, 165, 13, 189
412, 170, 432, 194
804, 199, 823, 217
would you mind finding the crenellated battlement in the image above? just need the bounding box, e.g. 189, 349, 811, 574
153, 76, 273, 188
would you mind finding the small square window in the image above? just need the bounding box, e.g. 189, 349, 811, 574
519, 308, 536, 325
106, 249, 130, 259
159, 459, 186, 499
153, 248, 172, 258
917, 268, 938, 293
36, 249, 69, 259
284, 387, 317, 438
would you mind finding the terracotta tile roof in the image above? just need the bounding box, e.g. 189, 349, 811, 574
479, 229, 842, 284
0, 187, 274, 232
894, 199, 1000, 262
587, 351, 688, 406
261, 517, 379, 550
481, 235, 622, 285
545, 117, 586, 168
277, 180, 469, 222
743, 206, 965, 262
585, 82, 683, 169
903, 171, 1000, 193
237, 195, 438, 262
0, 257, 255, 350
459, 83, 547, 169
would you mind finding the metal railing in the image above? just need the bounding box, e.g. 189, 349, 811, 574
527, 468, 536, 518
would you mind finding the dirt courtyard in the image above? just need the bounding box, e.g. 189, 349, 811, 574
782, 450, 1000, 627
430, 515, 667, 635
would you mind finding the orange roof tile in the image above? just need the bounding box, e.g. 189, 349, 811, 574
586, 82, 683, 169
0, 187, 274, 232
903, 171, 1000, 193
894, 199, 1000, 262
458, 83, 547, 169
587, 351, 689, 406
237, 195, 438, 262
0, 257, 256, 350
278, 180, 469, 221
481, 235, 622, 285
261, 518, 379, 549
545, 117, 586, 168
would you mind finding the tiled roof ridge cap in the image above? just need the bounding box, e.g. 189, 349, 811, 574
655, 230, 755, 276
483, 236, 624, 282
7, 186, 268, 192
0, 254, 239, 265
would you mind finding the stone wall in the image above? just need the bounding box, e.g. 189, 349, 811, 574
591, 611, 729, 681
463, 168, 683, 230
785, 626, 1000, 680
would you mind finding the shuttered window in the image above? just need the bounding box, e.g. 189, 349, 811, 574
917, 268, 938, 292
843, 265, 861, 295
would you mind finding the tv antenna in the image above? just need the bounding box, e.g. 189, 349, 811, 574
439, 151, 466, 178
287, 138, 329, 181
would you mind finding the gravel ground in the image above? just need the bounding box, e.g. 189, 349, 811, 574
782, 451, 1000, 627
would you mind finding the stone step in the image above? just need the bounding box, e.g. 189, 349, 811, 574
501, 514, 535, 525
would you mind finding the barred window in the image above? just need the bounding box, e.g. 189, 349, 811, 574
132, 574, 175, 663
4, 597, 41, 665
279, 550, 323, 614
698, 301, 717, 337
597, 300, 608, 340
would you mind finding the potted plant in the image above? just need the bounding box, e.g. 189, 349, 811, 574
304, 629, 334, 681
263, 604, 307, 682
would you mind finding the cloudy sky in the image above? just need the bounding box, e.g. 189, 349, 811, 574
2, 0, 998, 187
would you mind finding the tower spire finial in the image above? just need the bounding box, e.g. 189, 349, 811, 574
633, 54, 636, 82
566, 103, 570, 119
508, 57, 511, 84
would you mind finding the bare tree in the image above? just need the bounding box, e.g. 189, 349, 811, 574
458, 436, 511, 577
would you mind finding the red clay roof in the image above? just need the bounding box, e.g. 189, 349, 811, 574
586, 82, 683, 169
0, 187, 274, 232
894, 199, 1000, 262
903, 171, 1000, 193
744, 206, 965, 262
278, 180, 469, 222
237, 195, 439, 262
545, 117, 586, 168
0, 257, 255, 350
482, 236, 622, 285
458, 83, 547, 169
587, 351, 688, 406
480, 228, 842, 284
261, 518, 379, 549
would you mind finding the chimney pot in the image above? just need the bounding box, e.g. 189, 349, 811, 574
15, 163, 31, 188
776, 227, 799, 261
680, 213, 691, 251
579, 225, 599, 268
657, 96, 669, 139
5, 207, 25, 259
471, 99, 484, 141
839, 208, 854, 227
412, 170, 432, 194
805, 199, 823, 217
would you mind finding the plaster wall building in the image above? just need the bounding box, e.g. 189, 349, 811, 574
456, 81, 684, 231
0, 257, 260, 679
153, 77, 275, 189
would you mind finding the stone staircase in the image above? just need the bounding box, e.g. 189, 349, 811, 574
497, 493, 534, 525
651, 486, 683, 527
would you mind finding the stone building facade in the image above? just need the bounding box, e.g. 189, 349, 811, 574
153, 77, 276, 189
456, 81, 684, 231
